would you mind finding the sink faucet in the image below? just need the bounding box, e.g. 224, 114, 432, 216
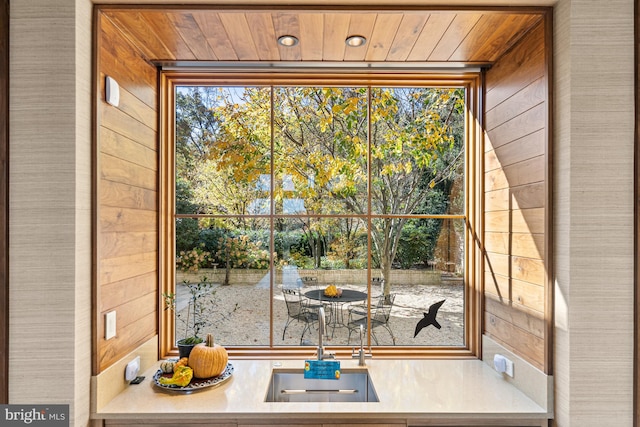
317, 307, 335, 360
352, 324, 372, 366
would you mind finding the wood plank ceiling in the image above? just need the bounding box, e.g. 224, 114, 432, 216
100, 7, 545, 66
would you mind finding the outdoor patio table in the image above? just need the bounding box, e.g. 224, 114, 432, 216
303, 289, 368, 334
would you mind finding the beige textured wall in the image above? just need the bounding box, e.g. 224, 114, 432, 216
553, 0, 635, 425
7, 0, 637, 426
9, 0, 92, 425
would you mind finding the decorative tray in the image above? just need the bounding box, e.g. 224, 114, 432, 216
152, 362, 234, 394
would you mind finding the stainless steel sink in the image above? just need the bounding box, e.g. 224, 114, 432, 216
264, 369, 379, 402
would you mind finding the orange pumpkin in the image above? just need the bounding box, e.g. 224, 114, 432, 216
188, 333, 228, 378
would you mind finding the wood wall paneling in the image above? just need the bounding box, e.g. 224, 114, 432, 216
95, 11, 159, 373
428, 12, 483, 61
248, 13, 282, 60
484, 21, 546, 100
291, 14, 320, 61
322, 13, 351, 61
192, 12, 238, 61
386, 14, 429, 61
272, 12, 302, 61
99, 8, 545, 65
406, 13, 455, 62
99, 15, 158, 106
484, 182, 546, 213
483, 19, 550, 372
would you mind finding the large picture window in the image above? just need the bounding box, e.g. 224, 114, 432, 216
161, 73, 481, 356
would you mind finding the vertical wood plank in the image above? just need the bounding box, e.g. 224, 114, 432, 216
407, 13, 456, 61
192, 12, 237, 61
386, 14, 429, 61
167, 11, 216, 60
365, 13, 403, 62
449, 14, 507, 62
246, 12, 281, 61
143, 11, 197, 60
323, 12, 350, 61
428, 12, 482, 61
297, 13, 323, 61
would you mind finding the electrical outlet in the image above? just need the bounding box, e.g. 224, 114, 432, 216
105, 311, 116, 340
493, 354, 514, 377
504, 357, 514, 377
125, 356, 140, 381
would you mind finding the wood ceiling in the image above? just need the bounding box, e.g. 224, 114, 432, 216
99, 7, 545, 66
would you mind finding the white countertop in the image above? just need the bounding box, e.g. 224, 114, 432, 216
94, 358, 550, 421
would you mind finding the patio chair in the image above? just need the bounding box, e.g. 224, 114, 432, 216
281, 287, 319, 345
347, 293, 396, 345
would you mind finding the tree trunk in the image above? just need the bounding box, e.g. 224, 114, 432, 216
223, 258, 231, 286
381, 260, 392, 303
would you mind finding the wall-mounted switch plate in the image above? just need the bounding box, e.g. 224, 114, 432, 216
105, 311, 116, 340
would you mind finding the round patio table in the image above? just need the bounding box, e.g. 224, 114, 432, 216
303, 288, 367, 304
303, 289, 367, 334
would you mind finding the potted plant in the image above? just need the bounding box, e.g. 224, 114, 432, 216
164, 245, 236, 358
164, 279, 219, 357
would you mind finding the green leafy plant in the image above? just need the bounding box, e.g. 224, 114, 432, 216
176, 243, 211, 272
165, 245, 237, 344
164, 280, 217, 344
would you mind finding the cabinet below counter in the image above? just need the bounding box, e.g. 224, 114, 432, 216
93, 359, 551, 427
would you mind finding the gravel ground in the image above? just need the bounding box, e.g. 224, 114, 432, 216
175, 280, 465, 348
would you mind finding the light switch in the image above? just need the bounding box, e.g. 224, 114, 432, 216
105, 311, 116, 340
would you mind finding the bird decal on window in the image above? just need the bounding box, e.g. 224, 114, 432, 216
413, 299, 446, 338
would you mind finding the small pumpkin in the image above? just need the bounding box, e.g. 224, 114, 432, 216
160, 360, 175, 374
188, 333, 228, 379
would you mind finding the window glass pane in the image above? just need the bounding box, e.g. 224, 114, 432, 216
171, 82, 469, 352
275, 217, 368, 346
175, 86, 271, 215
370, 87, 465, 215
174, 217, 271, 346
371, 217, 465, 346
273, 87, 368, 215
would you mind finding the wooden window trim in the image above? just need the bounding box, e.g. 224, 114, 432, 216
159, 71, 483, 359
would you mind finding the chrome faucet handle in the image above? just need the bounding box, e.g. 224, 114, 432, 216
351, 324, 372, 366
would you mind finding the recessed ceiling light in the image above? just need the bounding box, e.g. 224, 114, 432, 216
277, 35, 299, 47
345, 35, 366, 47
